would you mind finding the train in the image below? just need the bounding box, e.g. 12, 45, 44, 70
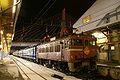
13, 34, 98, 72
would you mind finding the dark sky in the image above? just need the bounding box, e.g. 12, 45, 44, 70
14, 0, 96, 42
19, 0, 96, 21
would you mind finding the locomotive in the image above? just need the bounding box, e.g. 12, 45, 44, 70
13, 34, 98, 72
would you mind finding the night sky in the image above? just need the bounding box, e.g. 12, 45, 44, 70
14, 0, 96, 42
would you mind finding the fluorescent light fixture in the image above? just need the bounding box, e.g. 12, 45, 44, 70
0, 30, 3, 34
0, 45, 2, 48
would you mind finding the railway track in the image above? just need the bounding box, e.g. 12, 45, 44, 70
13, 56, 115, 80
13, 58, 48, 80
12, 56, 79, 80
13, 57, 68, 80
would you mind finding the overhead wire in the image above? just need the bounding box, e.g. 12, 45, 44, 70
24, 25, 46, 39
30, 0, 51, 24
31, 13, 61, 39
22, 0, 57, 39
14, 0, 51, 40
14, 0, 51, 37
20, 0, 51, 30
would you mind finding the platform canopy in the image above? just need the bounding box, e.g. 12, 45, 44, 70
73, 0, 120, 34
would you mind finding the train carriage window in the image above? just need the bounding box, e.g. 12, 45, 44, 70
39, 48, 41, 53
46, 47, 49, 52
50, 46, 53, 52
41, 48, 43, 52
55, 46, 57, 52
55, 45, 60, 52
57, 45, 60, 52
42, 48, 45, 52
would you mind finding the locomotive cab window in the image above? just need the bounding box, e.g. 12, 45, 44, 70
71, 39, 83, 46
85, 40, 96, 46
90, 41, 96, 46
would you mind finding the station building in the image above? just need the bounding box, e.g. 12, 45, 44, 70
73, 0, 120, 63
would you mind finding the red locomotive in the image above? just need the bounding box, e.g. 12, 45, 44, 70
36, 34, 98, 72
13, 34, 97, 72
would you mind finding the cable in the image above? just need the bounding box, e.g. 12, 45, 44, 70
31, 0, 51, 24
20, 0, 52, 33
22, 0, 57, 38
14, 0, 51, 39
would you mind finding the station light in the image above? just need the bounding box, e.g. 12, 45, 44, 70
6, 33, 12, 37
82, 15, 91, 24
4, 40, 6, 43
0, 45, 2, 48
0, 30, 3, 34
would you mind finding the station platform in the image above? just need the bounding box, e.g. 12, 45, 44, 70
0, 54, 81, 80
0, 55, 24, 80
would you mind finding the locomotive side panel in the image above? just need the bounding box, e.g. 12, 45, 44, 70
48, 41, 62, 60
67, 46, 84, 62
37, 41, 62, 61
37, 45, 48, 59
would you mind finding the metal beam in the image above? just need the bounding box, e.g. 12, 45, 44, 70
11, 42, 38, 47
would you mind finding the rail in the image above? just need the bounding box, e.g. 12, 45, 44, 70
13, 57, 47, 80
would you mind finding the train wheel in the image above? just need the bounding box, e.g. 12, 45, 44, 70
40, 59, 44, 65
35, 58, 39, 63
52, 64, 56, 70
61, 62, 69, 72
56, 61, 61, 71
51, 61, 57, 70
47, 60, 52, 68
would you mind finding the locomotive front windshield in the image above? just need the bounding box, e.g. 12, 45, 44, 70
71, 39, 83, 45
71, 39, 96, 46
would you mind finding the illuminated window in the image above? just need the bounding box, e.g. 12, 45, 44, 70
82, 15, 91, 24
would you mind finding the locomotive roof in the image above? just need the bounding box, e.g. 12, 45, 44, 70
37, 34, 96, 46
